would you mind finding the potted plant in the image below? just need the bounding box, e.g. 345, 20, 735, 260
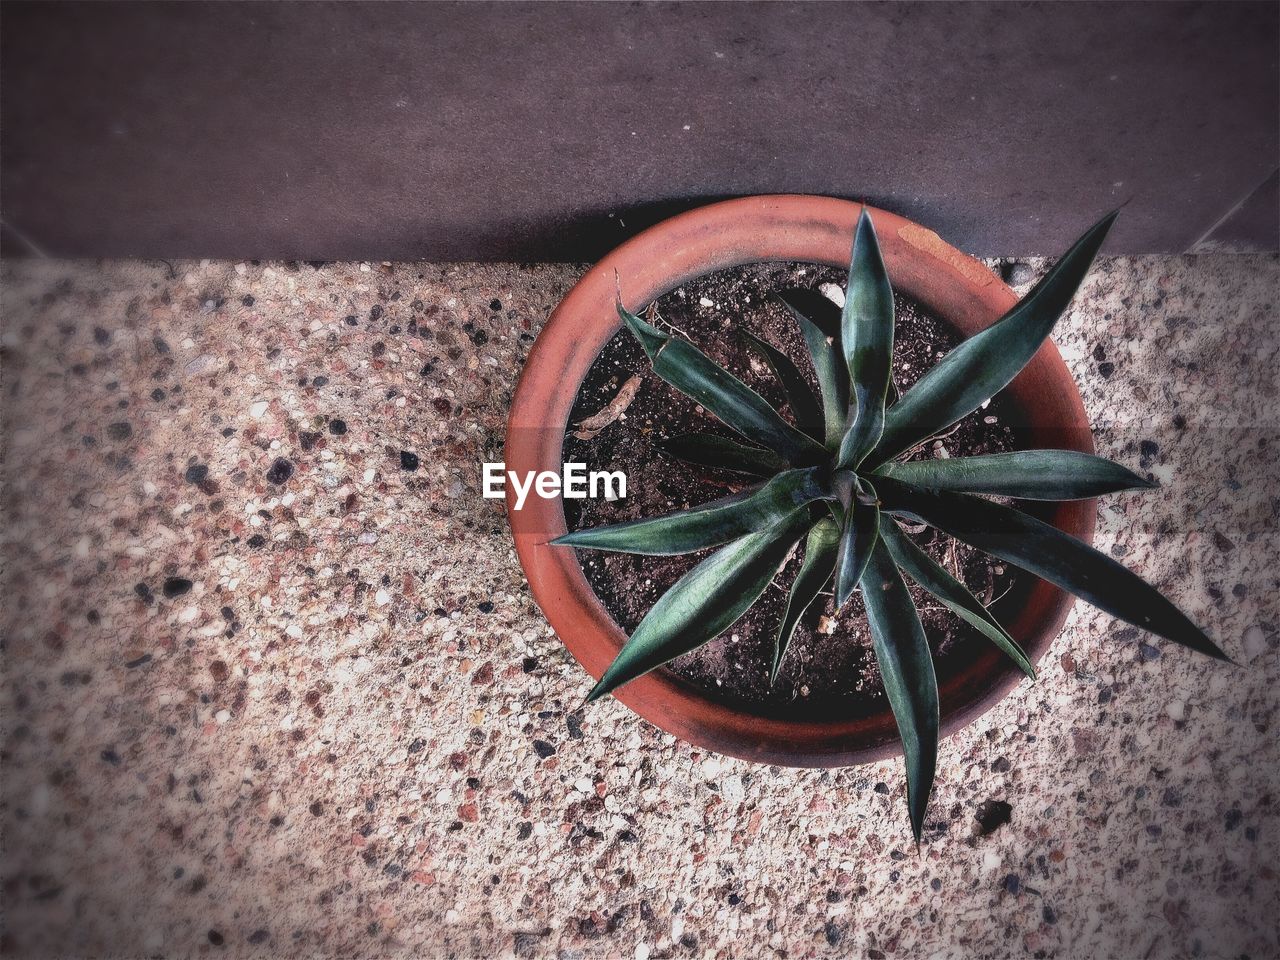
504, 196, 1226, 840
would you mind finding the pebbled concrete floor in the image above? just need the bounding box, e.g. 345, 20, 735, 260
1, 253, 1277, 959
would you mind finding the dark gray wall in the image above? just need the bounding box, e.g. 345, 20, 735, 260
2, 1, 1277, 260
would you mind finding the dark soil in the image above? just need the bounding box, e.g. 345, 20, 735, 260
561, 261, 1032, 719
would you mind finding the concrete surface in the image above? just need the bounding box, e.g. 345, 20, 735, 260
3, 1, 1278, 260
1, 253, 1277, 958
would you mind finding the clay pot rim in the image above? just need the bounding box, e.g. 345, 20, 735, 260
504, 194, 1095, 768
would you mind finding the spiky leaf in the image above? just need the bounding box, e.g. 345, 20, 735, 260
658, 432, 788, 477
867, 211, 1118, 466
838, 210, 895, 468
878, 520, 1034, 678
551, 467, 831, 556
618, 303, 826, 465
877, 450, 1153, 501
587, 507, 813, 702
778, 289, 848, 449
876, 477, 1229, 661
860, 539, 938, 843
741, 330, 825, 442
772, 517, 840, 682
834, 473, 880, 610
777, 288, 840, 337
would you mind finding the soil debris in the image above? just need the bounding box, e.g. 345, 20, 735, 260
572, 374, 642, 440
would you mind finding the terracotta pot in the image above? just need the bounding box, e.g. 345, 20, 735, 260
505, 195, 1094, 767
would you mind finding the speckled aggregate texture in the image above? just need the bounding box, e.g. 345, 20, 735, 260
2, 254, 1277, 959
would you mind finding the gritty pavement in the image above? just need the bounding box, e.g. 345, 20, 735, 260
1, 253, 1277, 959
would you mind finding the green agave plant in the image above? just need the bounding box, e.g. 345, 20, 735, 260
553, 210, 1228, 841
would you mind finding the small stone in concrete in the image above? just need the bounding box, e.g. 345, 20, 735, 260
974, 800, 1013, 836
162, 577, 193, 599
1002, 261, 1036, 285
265, 458, 293, 485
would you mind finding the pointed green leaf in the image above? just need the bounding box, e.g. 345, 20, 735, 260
741, 330, 825, 441
859, 539, 938, 843
618, 301, 827, 464
868, 211, 1118, 466
878, 520, 1035, 679
772, 517, 840, 682
551, 467, 831, 556
877, 450, 1154, 501
876, 477, 1230, 661
778, 290, 848, 449
839, 210, 895, 468
617, 300, 666, 359
587, 507, 813, 702
658, 432, 788, 477
834, 473, 880, 610
778, 288, 840, 336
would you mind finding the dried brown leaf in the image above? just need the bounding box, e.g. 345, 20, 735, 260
573, 375, 642, 440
